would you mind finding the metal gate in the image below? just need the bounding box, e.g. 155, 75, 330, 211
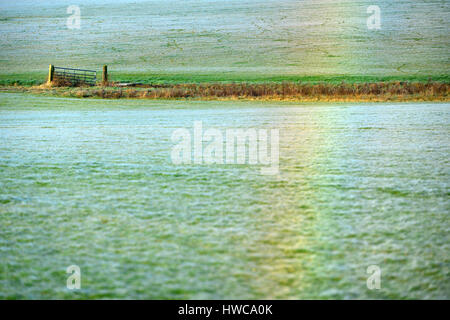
53, 66, 97, 86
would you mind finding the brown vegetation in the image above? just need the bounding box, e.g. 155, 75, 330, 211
74, 82, 449, 101
3, 81, 449, 102
49, 76, 94, 87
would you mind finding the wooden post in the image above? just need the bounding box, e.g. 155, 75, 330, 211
48, 64, 54, 83
102, 65, 108, 85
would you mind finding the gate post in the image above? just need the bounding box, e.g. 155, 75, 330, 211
48, 64, 55, 83
102, 65, 108, 85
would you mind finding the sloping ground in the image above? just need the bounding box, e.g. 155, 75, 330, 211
0, 0, 448, 79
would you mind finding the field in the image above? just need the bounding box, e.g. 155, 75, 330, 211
0, 0, 449, 300
0, 93, 449, 299
0, 0, 449, 85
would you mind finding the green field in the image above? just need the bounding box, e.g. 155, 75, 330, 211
1, 93, 449, 299
2, 72, 449, 87
1, 0, 449, 301
0, 0, 449, 84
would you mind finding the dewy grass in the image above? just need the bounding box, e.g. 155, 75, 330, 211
3, 81, 448, 102
0, 1, 448, 77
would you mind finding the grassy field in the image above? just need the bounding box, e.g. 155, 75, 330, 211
0, 0, 449, 84
1, 73, 449, 87
1, 0, 449, 301
1, 93, 449, 299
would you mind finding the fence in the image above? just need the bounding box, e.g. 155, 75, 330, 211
48, 65, 97, 86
